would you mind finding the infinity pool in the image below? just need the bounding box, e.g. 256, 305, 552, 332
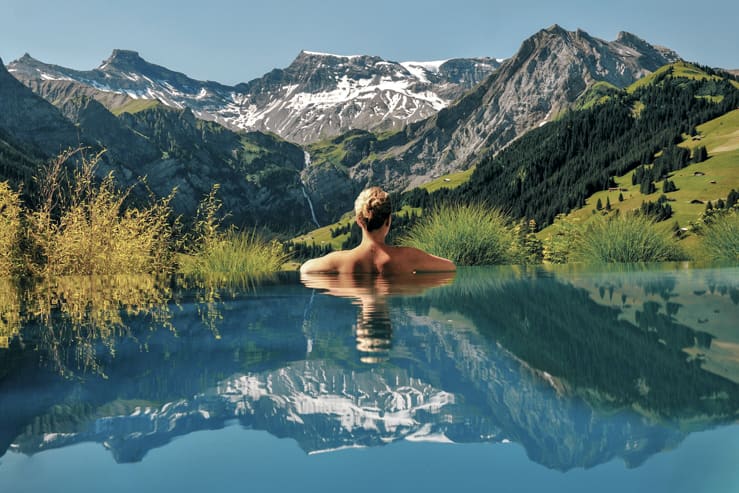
1, 265, 737, 492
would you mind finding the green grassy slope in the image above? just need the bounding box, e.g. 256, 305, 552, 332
419, 167, 475, 193
628, 61, 739, 93
111, 99, 161, 116
539, 109, 739, 252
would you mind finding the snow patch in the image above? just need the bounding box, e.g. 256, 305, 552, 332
39, 71, 72, 81
302, 50, 362, 59
400, 60, 448, 83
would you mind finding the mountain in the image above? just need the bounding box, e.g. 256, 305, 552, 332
0, 56, 80, 158
300, 25, 683, 221
0, 58, 316, 231
8, 50, 501, 144
410, 62, 739, 227
228, 51, 500, 142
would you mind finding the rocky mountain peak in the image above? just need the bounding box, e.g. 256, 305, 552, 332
7, 53, 50, 75
295, 50, 382, 63
543, 23, 567, 35
288, 50, 391, 78
615, 31, 680, 63
99, 49, 151, 72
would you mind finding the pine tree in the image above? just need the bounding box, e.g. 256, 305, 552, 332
596, 198, 603, 210
605, 196, 612, 211
727, 189, 738, 208
693, 146, 708, 163
662, 180, 677, 193
618, 192, 624, 202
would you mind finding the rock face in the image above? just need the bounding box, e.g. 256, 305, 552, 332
8, 50, 500, 144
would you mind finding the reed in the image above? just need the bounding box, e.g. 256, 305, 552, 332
400, 203, 515, 265
572, 214, 684, 263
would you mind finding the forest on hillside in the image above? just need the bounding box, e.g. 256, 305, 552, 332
401, 70, 739, 227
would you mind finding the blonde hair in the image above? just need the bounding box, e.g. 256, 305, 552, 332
354, 187, 392, 231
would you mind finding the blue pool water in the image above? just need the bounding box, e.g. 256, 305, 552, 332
1, 264, 737, 492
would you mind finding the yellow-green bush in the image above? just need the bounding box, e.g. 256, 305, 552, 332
27, 150, 176, 276
0, 278, 21, 348
0, 181, 22, 277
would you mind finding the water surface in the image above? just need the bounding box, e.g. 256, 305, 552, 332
1, 264, 737, 492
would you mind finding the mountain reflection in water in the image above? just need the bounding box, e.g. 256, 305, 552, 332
0, 265, 737, 472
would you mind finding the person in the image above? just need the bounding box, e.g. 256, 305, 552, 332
299, 187, 456, 274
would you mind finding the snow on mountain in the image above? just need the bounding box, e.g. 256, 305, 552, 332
400, 60, 449, 83
8, 50, 501, 144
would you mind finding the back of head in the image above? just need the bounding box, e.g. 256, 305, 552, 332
355, 187, 392, 231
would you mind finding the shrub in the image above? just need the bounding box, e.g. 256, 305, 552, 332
400, 203, 514, 265
572, 214, 684, 263
700, 211, 739, 262
26, 149, 176, 276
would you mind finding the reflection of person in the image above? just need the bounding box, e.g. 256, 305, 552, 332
301, 271, 455, 363
300, 187, 456, 274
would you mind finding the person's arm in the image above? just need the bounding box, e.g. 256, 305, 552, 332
299, 252, 342, 274
406, 247, 456, 272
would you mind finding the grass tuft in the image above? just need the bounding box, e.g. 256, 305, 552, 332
572, 214, 684, 263
179, 230, 289, 282
400, 203, 514, 265
699, 211, 739, 261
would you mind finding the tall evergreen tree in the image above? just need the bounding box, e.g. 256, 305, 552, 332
693, 145, 708, 163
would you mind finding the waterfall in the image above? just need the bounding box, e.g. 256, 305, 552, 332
301, 151, 320, 228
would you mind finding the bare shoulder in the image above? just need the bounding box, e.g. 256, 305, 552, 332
391, 246, 456, 272
300, 251, 348, 274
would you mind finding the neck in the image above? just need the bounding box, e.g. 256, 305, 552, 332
360, 228, 386, 246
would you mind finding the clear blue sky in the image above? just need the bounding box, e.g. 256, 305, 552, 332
2, 0, 737, 85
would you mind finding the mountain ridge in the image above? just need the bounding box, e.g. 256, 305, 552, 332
8, 49, 500, 144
